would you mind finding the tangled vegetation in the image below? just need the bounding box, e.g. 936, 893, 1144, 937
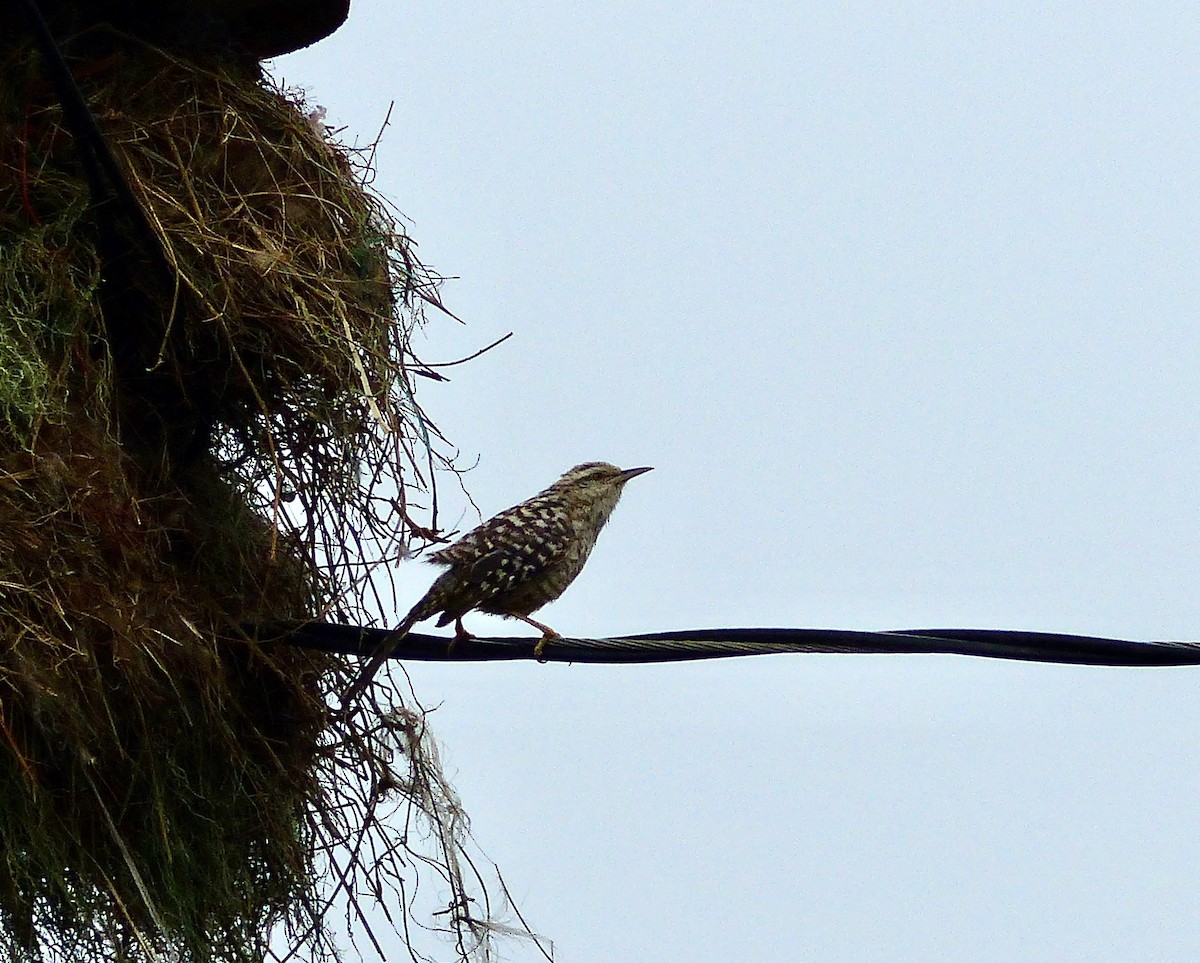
0, 27, 515, 962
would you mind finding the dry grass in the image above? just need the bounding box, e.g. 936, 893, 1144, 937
0, 28, 510, 962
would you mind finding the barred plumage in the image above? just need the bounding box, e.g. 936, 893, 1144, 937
340, 462, 652, 709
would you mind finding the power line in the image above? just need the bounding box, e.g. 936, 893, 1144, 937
251, 620, 1200, 668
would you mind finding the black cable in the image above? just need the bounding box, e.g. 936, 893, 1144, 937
13, 0, 220, 462
249, 620, 1200, 668
11, 0, 173, 282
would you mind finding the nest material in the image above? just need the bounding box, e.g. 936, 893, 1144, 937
0, 29, 487, 963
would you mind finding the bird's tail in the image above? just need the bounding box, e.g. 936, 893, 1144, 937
337, 590, 440, 713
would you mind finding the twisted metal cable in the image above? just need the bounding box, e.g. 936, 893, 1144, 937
252, 620, 1200, 668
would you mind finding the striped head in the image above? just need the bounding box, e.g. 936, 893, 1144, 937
544, 461, 652, 527
548, 461, 653, 491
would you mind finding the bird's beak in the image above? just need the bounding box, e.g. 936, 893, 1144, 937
620, 466, 654, 482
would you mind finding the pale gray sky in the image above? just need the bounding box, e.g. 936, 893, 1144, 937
281, 4, 1200, 960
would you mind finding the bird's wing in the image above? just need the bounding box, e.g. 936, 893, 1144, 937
432, 495, 574, 598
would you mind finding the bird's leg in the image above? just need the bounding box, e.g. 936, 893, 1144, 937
445, 618, 476, 656
516, 615, 561, 661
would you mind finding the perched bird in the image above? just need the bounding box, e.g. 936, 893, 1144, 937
340, 461, 652, 709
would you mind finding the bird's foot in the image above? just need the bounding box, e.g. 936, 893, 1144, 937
532, 630, 561, 663
446, 622, 476, 656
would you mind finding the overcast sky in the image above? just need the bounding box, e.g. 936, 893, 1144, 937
280, 4, 1200, 960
